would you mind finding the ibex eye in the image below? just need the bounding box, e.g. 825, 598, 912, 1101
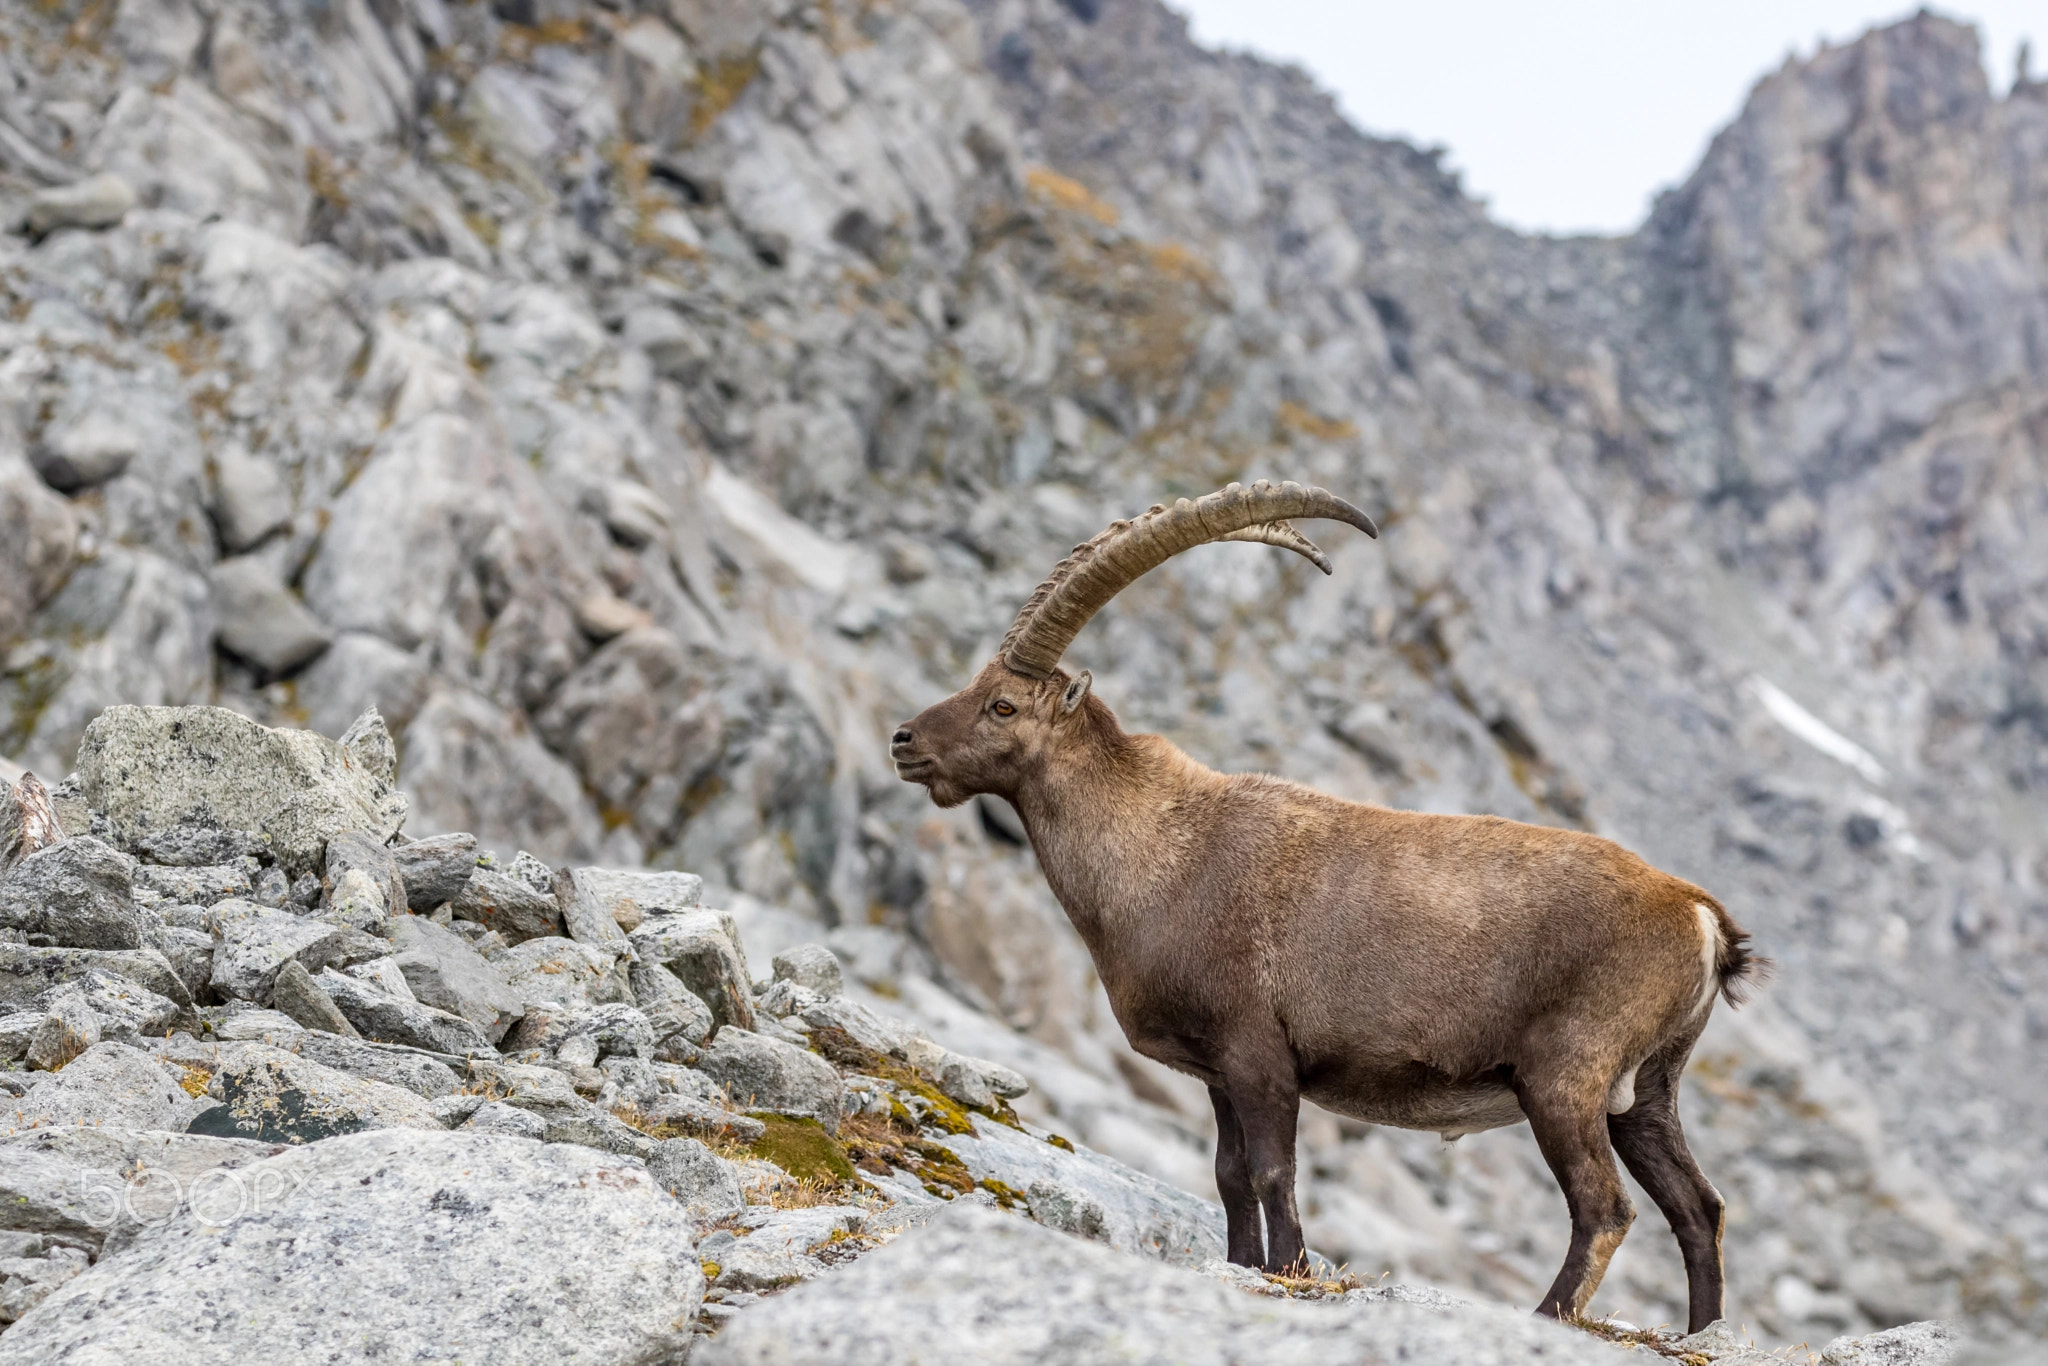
992, 700, 1016, 717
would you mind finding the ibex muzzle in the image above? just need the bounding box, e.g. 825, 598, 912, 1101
895, 480, 1760, 1331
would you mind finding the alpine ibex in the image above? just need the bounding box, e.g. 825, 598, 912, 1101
892, 481, 1759, 1331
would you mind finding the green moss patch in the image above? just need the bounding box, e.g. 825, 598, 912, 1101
743, 1113, 857, 1186
808, 1024, 1018, 1135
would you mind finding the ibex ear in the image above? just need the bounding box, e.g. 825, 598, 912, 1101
1059, 670, 1091, 716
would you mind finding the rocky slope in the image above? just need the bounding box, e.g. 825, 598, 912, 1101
0, 707, 1961, 1363
0, 0, 2042, 1352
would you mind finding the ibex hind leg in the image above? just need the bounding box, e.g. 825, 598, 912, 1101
1514, 1070, 1635, 1321
1608, 1049, 1727, 1334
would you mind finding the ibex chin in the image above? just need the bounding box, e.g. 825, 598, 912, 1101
892, 481, 1759, 1331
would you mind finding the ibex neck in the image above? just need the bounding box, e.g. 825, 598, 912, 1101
1011, 729, 1206, 950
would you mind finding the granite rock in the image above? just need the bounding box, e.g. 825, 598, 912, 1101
447, 865, 564, 944
390, 833, 477, 911
0, 837, 142, 950
0, 1130, 703, 1365
315, 968, 494, 1056
185, 1043, 442, 1143
4, 1042, 201, 1133
693, 1027, 843, 1133
75, 707, 405, 878
386, 913, 523, 1043
265, 959, 359, 1037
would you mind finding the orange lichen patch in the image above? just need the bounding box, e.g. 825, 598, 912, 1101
1148, 241, 1220, 293
691, 52, 762, 139
1275, 401, 1359, 443
176, 1064, 213, 1099
497, 18, 588, 61
1026, 166, 1120, 228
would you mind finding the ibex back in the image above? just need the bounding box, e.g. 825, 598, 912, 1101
892, 481, 1760, 1332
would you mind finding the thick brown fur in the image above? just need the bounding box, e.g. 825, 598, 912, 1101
894, 659, 1761, 1331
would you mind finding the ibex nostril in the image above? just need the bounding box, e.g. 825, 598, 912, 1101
891, 728, 913, 747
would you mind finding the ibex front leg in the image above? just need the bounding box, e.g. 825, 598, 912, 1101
1207, 1087, 1264, 1266
1219, 1040, 1305, 1274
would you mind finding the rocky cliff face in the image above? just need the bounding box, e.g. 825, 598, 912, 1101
0, 0, 2042, 1349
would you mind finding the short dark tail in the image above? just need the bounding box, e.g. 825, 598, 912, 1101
1708, 900, 1769, 1006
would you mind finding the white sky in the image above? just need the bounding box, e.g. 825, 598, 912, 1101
1169, 2, 2041, 236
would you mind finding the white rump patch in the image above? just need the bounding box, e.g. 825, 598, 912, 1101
1693, 902, 1722, 1016
1605, 1069, 1636, 1115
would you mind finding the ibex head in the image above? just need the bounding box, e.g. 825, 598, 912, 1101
892, 480, 1379, 807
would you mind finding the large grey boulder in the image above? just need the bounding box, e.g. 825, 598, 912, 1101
631, 910, 755, 1034
692, 1027, 843, 1132
0, 1130, 704, 1365
0, 946, 193, 1015
698, 1205, 1628, 1366
315, 967, 494, 1055
186, 1043, 443, 1143
387, 914, 523, 1042
75, 705, 406, 878
0, 1127, 284, 1256
390, 832, 476, 910
496, 934, 631, 1009
448, 863, 563, 943
208, 556, 332, 680
5, 1042, 202, 1133
0, 837, 143, 949
205, 899, 357, 1004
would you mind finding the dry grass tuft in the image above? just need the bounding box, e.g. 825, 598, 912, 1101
1026, 166, 1119, 227
1563, 1314, 1725, 1363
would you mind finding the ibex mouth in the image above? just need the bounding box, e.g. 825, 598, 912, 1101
893, 757, 935, 782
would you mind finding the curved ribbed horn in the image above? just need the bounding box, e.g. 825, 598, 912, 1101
999, 480, 1379, 679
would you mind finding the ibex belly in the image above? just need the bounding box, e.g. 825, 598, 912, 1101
1306, 1070, 1525, 1140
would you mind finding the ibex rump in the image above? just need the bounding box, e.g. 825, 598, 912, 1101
892, 482, 1759, 1331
